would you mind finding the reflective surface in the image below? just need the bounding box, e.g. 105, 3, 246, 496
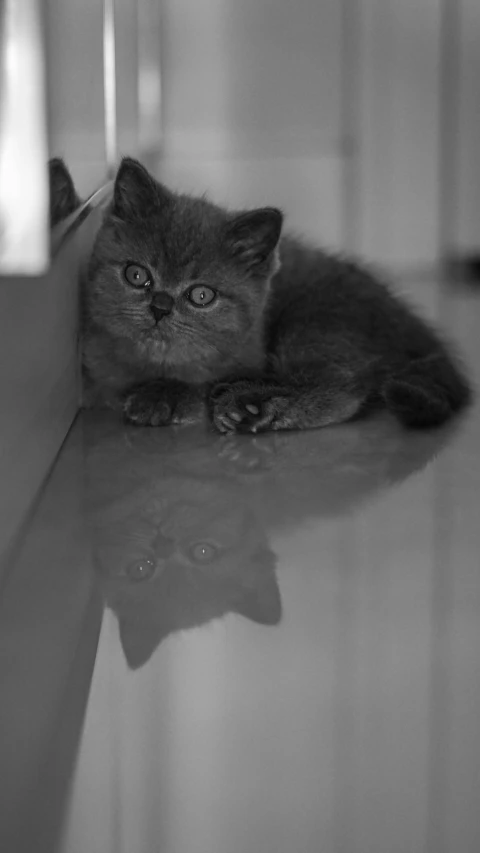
1, 279, 480, 852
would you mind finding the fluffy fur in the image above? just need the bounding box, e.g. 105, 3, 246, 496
82, 157, 471, 433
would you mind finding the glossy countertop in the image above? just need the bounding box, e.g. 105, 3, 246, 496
1, 278, 479, 853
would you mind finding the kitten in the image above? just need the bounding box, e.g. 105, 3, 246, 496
83, 157, 471, 433
48, 157, 81, 227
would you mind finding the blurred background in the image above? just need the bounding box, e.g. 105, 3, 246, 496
1, 0, 480, 274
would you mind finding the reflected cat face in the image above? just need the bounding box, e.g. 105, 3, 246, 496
91, 473, 281, 669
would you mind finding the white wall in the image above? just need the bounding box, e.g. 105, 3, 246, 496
44, 0, 152, 196
159, 0, 344, 248
355, 0, 443, 270
455, 0, 480, 254
158, 0, 480, 268
43, 0, 480, 263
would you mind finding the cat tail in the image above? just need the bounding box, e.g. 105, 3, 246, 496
381, 351, 472, 429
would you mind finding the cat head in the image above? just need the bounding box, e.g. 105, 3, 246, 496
91, 471, 282, 669
86, 157, 283, 381
48, 158, 81, 227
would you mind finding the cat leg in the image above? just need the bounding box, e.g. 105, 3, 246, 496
208, 368, 372, 435
124, 380, 205, 426
382, 351, 471, 428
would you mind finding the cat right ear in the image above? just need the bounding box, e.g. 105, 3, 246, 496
113, 157, 170, 219
234, 549, 282, 626
225, 207, 283, 274
119, 616, 159, 670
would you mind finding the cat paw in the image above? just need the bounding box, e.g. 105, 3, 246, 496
209, 380, 289, 434
123, 385, 173, 427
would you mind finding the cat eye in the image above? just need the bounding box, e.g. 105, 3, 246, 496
124, 263, 152, 288
188, 542, 219, 564
186, 285, 217, 307
125, 558, 157, 581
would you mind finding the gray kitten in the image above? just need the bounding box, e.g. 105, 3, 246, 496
82, 157, 470, 433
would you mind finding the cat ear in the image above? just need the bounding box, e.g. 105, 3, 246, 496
48, 157, 81, 226
119, 616, 161, 670
234, 551, 282, 626
225, 207, 283, 273
113, 156, 170, 219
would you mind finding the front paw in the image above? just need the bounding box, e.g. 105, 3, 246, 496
123, 384, 173, 427
209, 380, 289, 434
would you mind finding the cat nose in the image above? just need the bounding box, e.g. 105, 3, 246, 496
152, 530, 176, 559
150, 293, 174, 322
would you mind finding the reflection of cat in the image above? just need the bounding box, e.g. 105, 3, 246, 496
85, 413, 456, 669
86, 420, 282, 669
48, 158, 81, 227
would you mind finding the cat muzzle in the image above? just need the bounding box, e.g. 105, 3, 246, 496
150, 293, 174, 322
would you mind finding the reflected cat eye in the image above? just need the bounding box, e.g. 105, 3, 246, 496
186, 285, 217, 307
188, 542, 219, 564
125, 558, 157, 581
124, 263, 152, 288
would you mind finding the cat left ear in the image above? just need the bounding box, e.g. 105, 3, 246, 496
113, 156, 170, 219
234, 551, 282, 626
225, 207, 283, 273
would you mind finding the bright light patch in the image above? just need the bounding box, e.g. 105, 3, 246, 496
0, 0, 49, 275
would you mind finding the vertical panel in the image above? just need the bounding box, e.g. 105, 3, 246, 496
45, 0, 148, 193
114, 0, 140, 161
357, 0, 442, 269
44, 0, 107, 195
159, 0, 345, 248
454, 0, 480, 254
137, 0, 163, 171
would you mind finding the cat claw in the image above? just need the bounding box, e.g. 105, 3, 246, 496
211, 398, 267, 434
209, 383, 284, 434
